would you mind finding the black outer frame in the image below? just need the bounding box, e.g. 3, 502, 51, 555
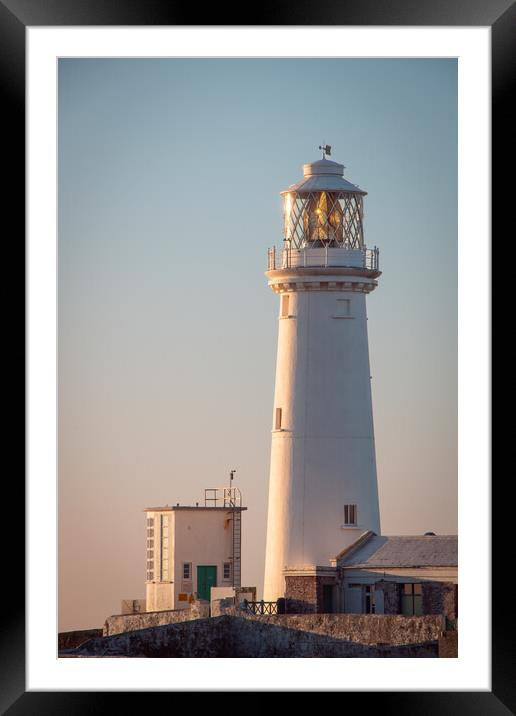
3, 0, 509, 710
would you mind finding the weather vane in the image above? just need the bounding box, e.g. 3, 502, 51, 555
319, 143, 331, 159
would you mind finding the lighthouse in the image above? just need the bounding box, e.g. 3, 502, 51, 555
263, 146, 382, 602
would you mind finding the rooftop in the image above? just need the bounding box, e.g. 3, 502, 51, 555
281, 157, 367, 196
144, 505, 247, 512
337, 533, 458, 568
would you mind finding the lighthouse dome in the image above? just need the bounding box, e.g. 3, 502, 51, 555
303, 157, 345, 176
281, 156, 367, 196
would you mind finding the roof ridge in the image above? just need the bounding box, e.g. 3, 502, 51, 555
333, 530, 376, 562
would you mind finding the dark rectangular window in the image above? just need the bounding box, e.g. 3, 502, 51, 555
364, 585, 375, 614
183, 562, 191, 580
281, 294, 290, 317
223, 562, 231, 580
275, 407, 282, 430
401, 583, 423, 615
344, 504, 357, 525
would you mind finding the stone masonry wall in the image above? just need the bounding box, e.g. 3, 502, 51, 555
241, 613, 444, 645
285, 576, 318, 613
172, 610, 445, 646
58, 629, 103, 650
67, 615, 442, 658
103, 601, 210, 637
285, 575, 337, 613
422, 582, 457, 620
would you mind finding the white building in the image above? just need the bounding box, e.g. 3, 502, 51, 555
263, 148, 382, 601
145, 487, 246, 612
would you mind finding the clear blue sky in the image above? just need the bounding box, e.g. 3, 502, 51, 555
58, 58, 457, 631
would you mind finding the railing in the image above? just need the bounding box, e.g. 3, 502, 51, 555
204, 487, 242, 508
267, 245, 379, 272
241, 599, 279, 616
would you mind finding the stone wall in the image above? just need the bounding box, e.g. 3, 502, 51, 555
58, 629, 103, 650
103, 601, 210, 637
422, 582, 457, 620
285, 575, 336, 613
228, 616, 439, 658
211, 597, 237, 617
438, 629, 458, 658
240, 613, 445, 645
66, 615, 442, 658
285, 576, 318, 613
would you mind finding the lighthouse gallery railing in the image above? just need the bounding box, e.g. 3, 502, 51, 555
267, 245, 379, 272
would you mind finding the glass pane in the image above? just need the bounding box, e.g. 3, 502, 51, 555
403, 583, 413, 594
413, 583, 422, 594
401, 595, 413, 615
414, 595, 423, 615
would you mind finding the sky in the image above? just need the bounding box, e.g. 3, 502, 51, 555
58, 58, 457, 632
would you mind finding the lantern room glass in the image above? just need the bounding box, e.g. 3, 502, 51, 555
283, 190, 365, 250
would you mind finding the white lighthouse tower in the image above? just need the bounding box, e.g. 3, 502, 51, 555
263, 146, 382, 602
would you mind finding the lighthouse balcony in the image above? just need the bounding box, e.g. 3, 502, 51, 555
267, 246, 379, 272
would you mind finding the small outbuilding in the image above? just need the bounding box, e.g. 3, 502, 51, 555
284, 531, 458, 620
144, 487, 246, 612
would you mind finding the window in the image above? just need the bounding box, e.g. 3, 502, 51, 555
223, 562, 231, 580
147, 539, 154, 549
147, 550, 154, 559
146, 571, 154, 581
147, 528, 154, 538
160, 514, 169, 581
275, 407, 282, 430
401, 583, 423, 615
364, 585, 375, 614
333, 298, 351, 318
281, 294, 290, 318
147, 517, 154, 528
183, 562, 192, 580
344, 504, 357, 525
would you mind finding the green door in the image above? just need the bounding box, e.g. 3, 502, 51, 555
197, 565, 217, 601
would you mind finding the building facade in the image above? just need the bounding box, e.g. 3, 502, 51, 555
145, 488, 246, 612
284, 532, 458, 620
263, 150, 382, 601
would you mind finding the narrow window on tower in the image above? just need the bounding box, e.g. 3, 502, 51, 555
275, 407, 282, 430
344, 504, 357, 525
281, 294, 290, 318
223, 562, 232, 580
333, 298, 351, 318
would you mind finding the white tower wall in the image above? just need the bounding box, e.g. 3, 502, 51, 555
263, 154, 382, 602
263, 277, 381, 601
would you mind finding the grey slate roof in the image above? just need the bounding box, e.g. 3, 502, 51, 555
338, 534, 457, 568
281, 174, 367, 195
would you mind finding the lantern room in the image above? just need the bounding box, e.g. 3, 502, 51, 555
268, 150, 379, 273
281, 157, 367, 250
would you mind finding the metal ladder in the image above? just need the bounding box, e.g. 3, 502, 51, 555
232, 507, 242, 588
